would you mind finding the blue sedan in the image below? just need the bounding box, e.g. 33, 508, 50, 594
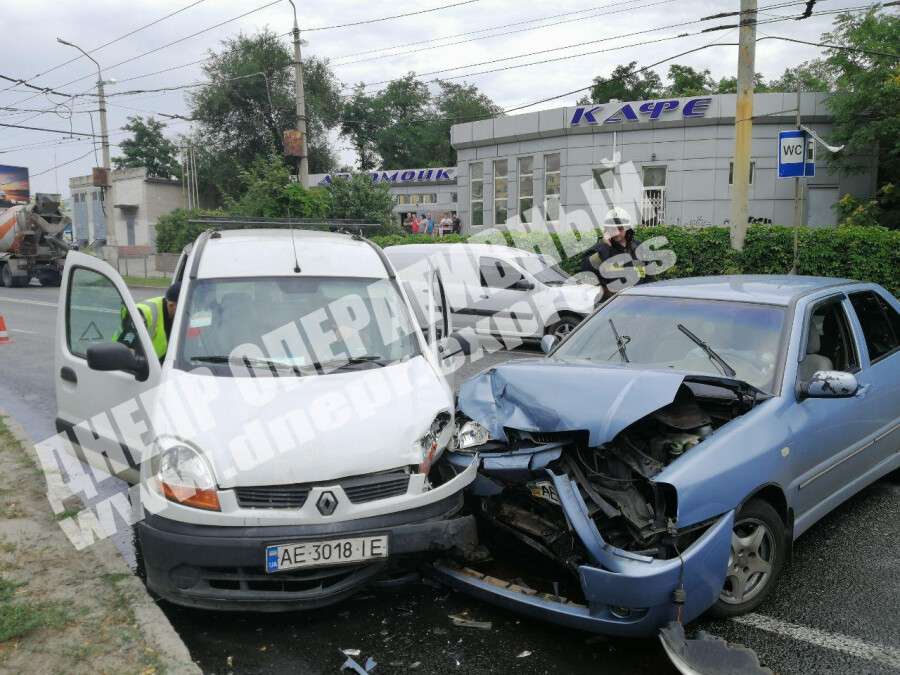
437, 276, 900, 636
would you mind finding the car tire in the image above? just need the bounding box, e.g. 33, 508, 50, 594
545, 313, 581, 342
708, 499, 786, 618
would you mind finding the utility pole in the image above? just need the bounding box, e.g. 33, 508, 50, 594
57, 37, 115, 246
791, 88, 802, 273
728, 0, 757, 251
286, 0, 309, 186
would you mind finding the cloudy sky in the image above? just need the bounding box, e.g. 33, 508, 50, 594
1, 0, 863, 197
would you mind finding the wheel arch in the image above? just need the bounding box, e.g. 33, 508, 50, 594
740, 482, 795, 560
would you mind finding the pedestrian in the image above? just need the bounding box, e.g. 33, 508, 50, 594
409, 213, 419, 234
425, 213, 435, 236
580, 208, 644, 299
451, 213, 461, 235
114, 281, 181, 361
439, 213, 452, 238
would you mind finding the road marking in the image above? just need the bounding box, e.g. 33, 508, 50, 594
10, 328, 39, 335
0, 297, 57, 308
733, 613, 900, 670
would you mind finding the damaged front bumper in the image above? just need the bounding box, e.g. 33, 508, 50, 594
437, 451, 734, 637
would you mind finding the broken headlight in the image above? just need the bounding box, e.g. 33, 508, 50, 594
456, 420, 491, 452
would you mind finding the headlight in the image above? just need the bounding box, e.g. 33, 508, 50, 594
417, 412, 452, 474
456, 420, 490, 451
151, 443, 220, 511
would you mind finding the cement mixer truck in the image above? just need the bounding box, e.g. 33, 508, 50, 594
0, 193, 71, 287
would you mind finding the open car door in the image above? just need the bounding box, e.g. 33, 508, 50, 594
54, 251, 162, 484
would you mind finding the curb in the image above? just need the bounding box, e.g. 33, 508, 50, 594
0, 410, 200, 675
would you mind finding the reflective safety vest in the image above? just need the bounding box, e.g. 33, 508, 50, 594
116, 296, 168, 359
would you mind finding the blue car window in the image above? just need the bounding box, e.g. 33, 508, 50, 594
849, 291, 900, 363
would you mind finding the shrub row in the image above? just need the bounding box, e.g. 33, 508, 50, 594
369, 225, 900, 296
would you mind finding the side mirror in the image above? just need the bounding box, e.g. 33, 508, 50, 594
801, 370, 858, 399
511, 278, 534, 291
439, 331, 474, 359
87, 342, 149, 381
540, 334, 558, 354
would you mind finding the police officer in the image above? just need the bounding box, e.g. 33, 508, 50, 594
116, 282, 180, 360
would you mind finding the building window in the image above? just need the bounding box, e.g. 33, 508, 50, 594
728, 161, 755, 185
493, 159, 508, 225
592, 165, 616, 192
518, 157, 534, 224
470, 162, 484, 227
91, 192, 97, 201
544, 153, 560, 222
640, 165, 667, 226
451, 192, 458, 203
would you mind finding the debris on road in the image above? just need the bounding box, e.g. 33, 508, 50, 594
342, 649, 361, 657
659, 622, 773, 675
516, 650, 532, 658
449, 613, 493, 630
339, 649, 378, 674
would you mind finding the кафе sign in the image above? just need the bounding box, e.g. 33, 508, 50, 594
570, 97, 713, 126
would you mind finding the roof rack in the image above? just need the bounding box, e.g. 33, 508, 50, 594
186, 216, 381, 234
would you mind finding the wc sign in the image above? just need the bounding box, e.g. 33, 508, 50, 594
778, 130, 815, 178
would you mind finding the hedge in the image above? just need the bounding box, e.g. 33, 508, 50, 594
370, 225, 900, 297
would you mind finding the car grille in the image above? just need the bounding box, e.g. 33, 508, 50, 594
234, 470, 411, 509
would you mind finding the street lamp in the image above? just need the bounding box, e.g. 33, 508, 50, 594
57, 37, 116, 247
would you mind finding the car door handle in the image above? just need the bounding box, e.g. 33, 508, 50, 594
479, 294, 490, 299
60, 367, 77, 384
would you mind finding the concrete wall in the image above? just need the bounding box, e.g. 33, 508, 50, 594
451, 93, 877, 232
107, 168, 184, 249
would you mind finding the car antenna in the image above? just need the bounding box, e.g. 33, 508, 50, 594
288, 209, 301, 273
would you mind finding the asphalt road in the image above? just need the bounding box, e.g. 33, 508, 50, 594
1, 284, 898, 674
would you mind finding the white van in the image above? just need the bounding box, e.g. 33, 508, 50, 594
54, 228, 478, 610
384, 243, 601, 341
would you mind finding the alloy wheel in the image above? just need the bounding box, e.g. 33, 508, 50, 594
719, 517, 775, 605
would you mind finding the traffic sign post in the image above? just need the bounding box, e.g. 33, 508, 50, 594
778, 130, 815, 178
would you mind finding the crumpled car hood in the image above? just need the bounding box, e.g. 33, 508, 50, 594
458, 358, 690, 447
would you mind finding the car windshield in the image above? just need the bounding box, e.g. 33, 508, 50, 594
554, 295, 786, 393
514, 255, 572, 285
177, 276, 420, 376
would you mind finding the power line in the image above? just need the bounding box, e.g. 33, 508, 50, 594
30, 149, 98, 177
3, 0, 284, 117
300, 0, 483, 32
757, 34, 900, 58
0, 122, 96, 137
0, 0, 211, 95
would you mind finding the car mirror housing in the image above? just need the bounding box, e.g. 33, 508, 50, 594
540, 334, 558, 354
801, 370, 859, 399
439, 331, 474, 359
87, 342, 150, 381
512, 278, 535, 291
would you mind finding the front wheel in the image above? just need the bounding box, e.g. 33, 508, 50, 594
708, 499, 785, 618
545, 314, 581, 342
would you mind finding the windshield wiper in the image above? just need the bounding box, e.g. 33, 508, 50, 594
190, 355, 304, 376
608, 318, 630, 363
311, 355, 390, 370
676, 323, 736, 377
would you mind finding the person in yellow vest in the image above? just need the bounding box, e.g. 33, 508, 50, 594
115, 282, 180, 360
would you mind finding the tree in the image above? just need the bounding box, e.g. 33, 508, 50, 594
189, 29, 342, 199
714, 73, 770, 94
666, 65, 715, 96
767, 59, 835, 93
339, 75, 499, 170
225, 154, 330, 219
821, 8, 899, 226
328, 174, 395, 227
578, 62, 663, 104
112, 116, 180, 178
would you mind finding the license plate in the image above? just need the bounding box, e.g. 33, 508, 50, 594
265, 535, 388, 573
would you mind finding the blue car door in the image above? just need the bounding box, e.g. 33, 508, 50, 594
847, 289, 900, 470
789, 294, 876, 532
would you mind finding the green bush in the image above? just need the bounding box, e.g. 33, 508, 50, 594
154, 208, 224, 253
370, 225, 900, 296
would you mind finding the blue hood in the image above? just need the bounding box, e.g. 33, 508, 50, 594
458, 358, 688, 447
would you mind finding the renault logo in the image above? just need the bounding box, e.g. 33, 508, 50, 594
316, 491, 338, 516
